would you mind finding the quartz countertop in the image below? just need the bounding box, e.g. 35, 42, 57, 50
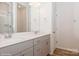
0, 32, 50, 48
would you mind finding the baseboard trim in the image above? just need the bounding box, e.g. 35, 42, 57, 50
57, 47, 79, 53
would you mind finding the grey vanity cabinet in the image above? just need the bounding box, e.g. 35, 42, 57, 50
23, 47, 33, 56
0, 34, 50, 56
40, 39, 50, 56
15, 47, 33, 56
34, 45, 41, 56
34, 35, 50, 56
0, 40, 33, 56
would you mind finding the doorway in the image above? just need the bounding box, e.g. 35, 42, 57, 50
17, 3, 27, 32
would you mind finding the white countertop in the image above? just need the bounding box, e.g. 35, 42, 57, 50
0, 32, 50, 48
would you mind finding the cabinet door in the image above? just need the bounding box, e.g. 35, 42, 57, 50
40, 39, 50, 56
22, 47, 33, 56
34, 45, 41, 56
34, 39, 50, 56
0, 40, 33, 56
41, 45, 48, 56
14, 47, 33, 56
34, 35, 50, 56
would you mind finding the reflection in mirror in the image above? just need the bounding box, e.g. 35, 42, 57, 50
13, 2, 29, 33
17, 3, 27, 32
0, 2, 30, 35
0, 2, 12, 34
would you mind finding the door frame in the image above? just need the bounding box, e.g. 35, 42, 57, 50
13, 2, 30, 32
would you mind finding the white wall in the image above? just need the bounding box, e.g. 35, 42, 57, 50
72, 3, 79, 51
30, 2, 55, 53
30, 2, 40, 32
39, 3, 52, 33
55, 2, 74, 50
30, 2, 53, 33
55, 2, 79, 52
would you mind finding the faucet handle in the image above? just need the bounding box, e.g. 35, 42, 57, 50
34, 31, 39, 34
4, 33, 12, 38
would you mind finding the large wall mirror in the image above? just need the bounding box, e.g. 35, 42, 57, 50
0, 2, 12, 34
0, 2, 30, 34
13, 2, 30, 33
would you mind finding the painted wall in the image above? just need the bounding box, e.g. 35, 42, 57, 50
30, 2, 55, 53
55, 2, 79, 52
30, 2, 53, 33
55, 2, 74, 50
73, 3, 79, 51
30, 2, 40, 32
39, 3, 52, 33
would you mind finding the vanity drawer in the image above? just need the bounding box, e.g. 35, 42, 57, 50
14, 47, 33, 56
34, 35, 50, 45
0, 40, 33, 56
22, 47, 33, 56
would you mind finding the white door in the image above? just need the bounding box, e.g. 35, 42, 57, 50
55, 3, 74, 49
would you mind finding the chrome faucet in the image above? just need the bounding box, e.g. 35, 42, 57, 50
34, 31, 39, 34
4, 33, 12, 38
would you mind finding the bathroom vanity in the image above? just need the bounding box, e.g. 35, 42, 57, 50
0, 2, 51, 56
0, 32, 50, 56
